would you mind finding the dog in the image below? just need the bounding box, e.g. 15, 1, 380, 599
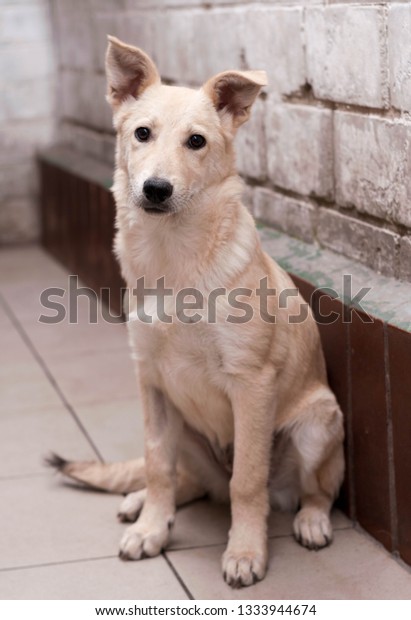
49, 36, 345, 588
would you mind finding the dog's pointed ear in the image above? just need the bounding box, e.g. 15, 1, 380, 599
203, 70, 267, 128
105, 36, 160, 110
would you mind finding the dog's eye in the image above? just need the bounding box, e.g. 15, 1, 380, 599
187, 134, 206, 150
135, 127, 151, 142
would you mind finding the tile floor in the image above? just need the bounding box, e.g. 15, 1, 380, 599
1, 245, 410, 600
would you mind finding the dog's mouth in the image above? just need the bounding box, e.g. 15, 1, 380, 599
141, 202, 171, 215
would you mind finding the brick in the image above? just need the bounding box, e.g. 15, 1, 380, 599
254, 187, 316, 243
317, 208, 400, 278
60, 70, 112, 132
235, 97, 266, 181
0, 196, 39, 244
0, 5, 51, 43
335, 112, 411, 228
388, 5, 411, 113
0, 119, 55, 167
0, 160, 37, 201
399, 237, 411, 283
0, 43, 54, 81
243, 7, 305, 96
2, 78, 54, 121
305, 6, 388, 108
53, 0, 94, 70
58, 121, 115, 166
93, 11, 131, 72
155, 8, 245, 84
266, 104, 333, 199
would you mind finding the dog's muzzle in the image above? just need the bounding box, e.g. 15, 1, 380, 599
142, 178, 173, 213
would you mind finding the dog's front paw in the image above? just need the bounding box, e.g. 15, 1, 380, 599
119, 520, 170, 560
222, 548, 267, 588
117, 490, 147, 523
293, 507, 332, 550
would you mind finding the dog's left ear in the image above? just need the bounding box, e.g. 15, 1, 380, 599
105, 35, 160, 111
203, 70, 267, 129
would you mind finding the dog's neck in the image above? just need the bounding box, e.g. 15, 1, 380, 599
113, 173, 259, 293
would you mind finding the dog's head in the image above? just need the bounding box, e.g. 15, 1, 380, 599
106, 36, 267, 216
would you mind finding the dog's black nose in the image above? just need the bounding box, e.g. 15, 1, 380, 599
143, 178, 173, 204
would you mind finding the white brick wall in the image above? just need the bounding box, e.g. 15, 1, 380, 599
267, 104, 334, 199
0, 0, 55, 244
22, 0, 411, 283
335, 113, 411, 228
388, 5, 411, 113
305, 6, 388, 108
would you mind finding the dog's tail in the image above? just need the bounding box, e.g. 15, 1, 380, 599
45, 453, 146, 494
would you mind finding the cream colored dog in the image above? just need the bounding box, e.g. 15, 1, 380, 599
51, 36, 345, 588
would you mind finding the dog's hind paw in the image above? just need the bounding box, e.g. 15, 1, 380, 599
222, 549, 267, 588
293, 507, 333, 550
117, 490, 147, 523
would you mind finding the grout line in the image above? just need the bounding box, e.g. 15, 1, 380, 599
162, 552, 195, 600
0, 555, 118, 574
0, 293, 105, 464
0, 472, 49, 482
383, 323, 399, 552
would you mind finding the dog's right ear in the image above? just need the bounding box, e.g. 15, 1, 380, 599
105, 36, 160, 110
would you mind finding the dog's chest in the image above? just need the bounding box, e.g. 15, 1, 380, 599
128, 318, 234, 448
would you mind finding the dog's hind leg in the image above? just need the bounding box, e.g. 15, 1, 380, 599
118, 468, 207, 523
118, 428, 230, 523
292, 387, 345, 550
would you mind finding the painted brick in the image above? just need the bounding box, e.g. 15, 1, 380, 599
155, 8, 245, 84
0, 119, 55, 167
93, 11, 131, 72
243, 7, 305, 96
317, 208, 400, 279
2, 78, 54, 121
0, 43, 54, 81
388, 5, 411, 113
0, 160, 37, 201
0, 196, 39, 244
305, 6, 388, 108
0, 5, 51, 43
266, 104, 333, 199
53, 0, 94, 70
58, 121, 115, 166
235, 97, 266, 181
399, 237, 411, 283
335, 112, 411, 229
254, 187, 316, 243
60, 70, 112, 132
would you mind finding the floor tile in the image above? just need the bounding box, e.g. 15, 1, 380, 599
46, 348, 138, 407
0, 403, 96, 478
170, 501, 351, 551
0, 358, 61, 413
0, 556, 187, 600
168, 529, 411, 600
0, 305, 33, 363
24, 317, 128, 359
75, 398, 145, 462
0, 246, 67, 286
0, 476, 126, 570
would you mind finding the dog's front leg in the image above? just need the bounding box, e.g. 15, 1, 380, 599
223, 374, 276, 588
119, 384, 181, 560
